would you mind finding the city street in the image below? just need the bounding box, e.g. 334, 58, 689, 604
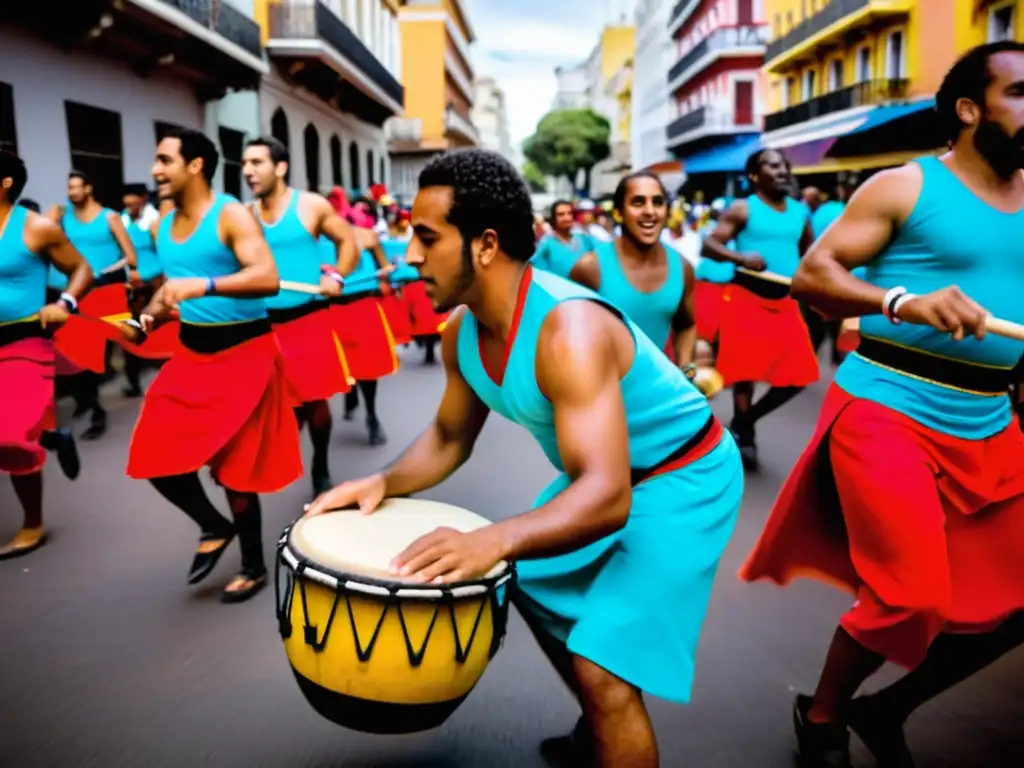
2, 348, 1022, 767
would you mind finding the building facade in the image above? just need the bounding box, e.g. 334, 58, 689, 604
666, 0, 768, 176
631, 0, 675, 172
760, 0, 1021, 177
0, 0, 266, 209
552, 63, 590, 110
472, 77, 513, 162
387, 0, 477, 203
256, 0, 403, 196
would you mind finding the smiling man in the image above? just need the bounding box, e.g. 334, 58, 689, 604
569, 171, 698, 374
305, 149, 744, 766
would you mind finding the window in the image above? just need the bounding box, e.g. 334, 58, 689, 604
348, 141, 360, 190
773, 13, 781, 39
802, 69, 816, 101
367, 149, 375, 185
304, 123, 320, 192
737, 0, 753, 25
989, 3, 1015, 42
857, 47, 872, 82
64, 100, 124, 209
271, 108, 289, 149
734, 80, 754, 125
379, 156, 385, 186
886, 31, 904, 79
0, 81, 16, 154
330, 135, 342, 186
781, 76, 795, 108
828, 59, 844, 91
218, 127, 244, 200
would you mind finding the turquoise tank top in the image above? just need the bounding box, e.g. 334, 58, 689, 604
382, 239, 419, 283
456, 267, 713, 470
592, 240, 684, 348
259, 192, 324, 311
734, 195, 808, 278
156, 195, 267, 325
810, 200, 845, 239
341, 247, 379, 296
0, 207, 46, 324
695, 223, 736, 283
835, 157, 1024, 439
49, 207, 123, 289
126, 217, 161, 282
530, 233, 594, 279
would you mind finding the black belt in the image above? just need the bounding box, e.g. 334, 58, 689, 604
327, 290, 382, 306
268, 300, 329, 325
733, 269, 791, 300
857, 337, 1014, 394
94, 266, 129, 287
629, 414, 717, 486
0, 320, 48, 347
179, 318, 271, 354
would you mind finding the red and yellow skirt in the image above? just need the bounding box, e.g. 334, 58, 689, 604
329, 295, 399, 381
740, 383, 1024, 669
51, 284, 131, 374
0, 333, 54, 475
403, 281, 449, 337
269, 301, 352, 403
693, 280, 726, 343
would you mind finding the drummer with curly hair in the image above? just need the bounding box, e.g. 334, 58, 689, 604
306, 148, 745, 766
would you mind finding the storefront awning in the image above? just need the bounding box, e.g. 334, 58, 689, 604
791, 148, 941, 175
682, 134, 763, 175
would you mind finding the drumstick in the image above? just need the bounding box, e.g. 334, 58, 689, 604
280, 268, 395, 295
985, 316, 1024, 342
735, 267, 792, 286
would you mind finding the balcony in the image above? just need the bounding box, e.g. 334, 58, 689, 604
0, 0, 266, 97
445, 50, 474, 102
266, 1, 404, 126
444, 105, 478, 146
668, 25, 768, 91
667, 104, 760, 149
764, 78, 909, 132
668, 0, 702, 36
765, 0, 912, 74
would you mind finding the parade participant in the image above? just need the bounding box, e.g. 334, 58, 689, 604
47, 171, 138, 440
530, 199, 595, 279
389, 209, 412, 241
123, 128, 302, 603
305, 149, 743, 767
569, 171, 698, 374
740, 42, 1024, 768
702, 149, 819, 468
0, 151, 92, 558
121, 183, 162, 397
242, 136, 359, 496
692, 199, 735, 346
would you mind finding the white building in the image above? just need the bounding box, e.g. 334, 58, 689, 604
471, 77, 513, 162
552, 64, 589, 111
261, 0, 403, 194
0, 0, 266, 209
631, 0, 674, 172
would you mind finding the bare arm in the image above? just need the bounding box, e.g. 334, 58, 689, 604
491, 301, 633, 560
25, 213, 93, 299
106, 210, 137, 269
381, 308, 491, 495
701, 200, 752, 266
215, 202, 280, 297
567, 252, 601, 291
306, 194, 360, 276
672, 258, 697, 366
358, 228, 390, 271
790, 165, 920, 319
798, 218, 815, 257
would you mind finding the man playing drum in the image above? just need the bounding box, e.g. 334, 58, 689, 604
306, 148, 744, 766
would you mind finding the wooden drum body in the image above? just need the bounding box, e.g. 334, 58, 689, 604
275, 500, 515, 734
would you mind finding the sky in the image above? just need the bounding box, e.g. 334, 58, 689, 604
462, 0, 636, 159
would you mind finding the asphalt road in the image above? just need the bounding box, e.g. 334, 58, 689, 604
1, 347, 1022, 767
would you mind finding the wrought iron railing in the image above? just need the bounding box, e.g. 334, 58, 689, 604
668, 25, 768, 85
765, 0, 870, 63
158, 0, 262, 58
763, 78, 909, 132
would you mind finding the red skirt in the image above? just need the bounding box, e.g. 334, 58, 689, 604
52, 285, 130, 374
126, 332, 303, 493
715, 284, 819, 387
740, 383, 1024, 669
693, 280, 726, 343
271, 305, 352, 403
404, 281, 449, 337
0, 338, 54, 475
380, 293, 413, 345
330, 298, 398, 381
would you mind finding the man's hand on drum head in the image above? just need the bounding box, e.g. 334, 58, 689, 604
390, 526, 507, 584
304, 473, 386, 517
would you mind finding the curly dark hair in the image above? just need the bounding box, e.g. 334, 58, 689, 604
418, 148, 536, 262
936, 41, 1024, 143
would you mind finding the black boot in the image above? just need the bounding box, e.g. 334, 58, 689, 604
793, 694, 851, 768
40, 428, 81, 480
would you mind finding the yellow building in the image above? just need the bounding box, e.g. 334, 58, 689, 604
387, 0, 478, 201
761, 0, 1022, 177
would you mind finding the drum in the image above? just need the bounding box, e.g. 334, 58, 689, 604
693, 366, 725, 399
275, 498, 515, 734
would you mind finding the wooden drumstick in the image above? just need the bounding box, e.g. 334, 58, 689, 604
735, 267, 793, 285
985, 316, 1024, 342
281, 268, 395, 295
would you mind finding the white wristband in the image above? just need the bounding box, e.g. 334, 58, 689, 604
892, 292, 917, 322
59, 291, 78, 312
882, 286, 907, 324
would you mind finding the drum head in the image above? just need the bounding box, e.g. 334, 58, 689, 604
290, 498, 508, 581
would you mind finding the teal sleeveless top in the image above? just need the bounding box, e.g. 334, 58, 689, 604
383, 239, 419, 283
126, 217, 161, 282
734, 195, 808, 278
592, 240, 684, 348
258, 192, 324, 311
531, 232, 595, 279
156, 194, 267, 325
456, 267, 712, 470
835, 157, 1024, 439
49, 207, 122, 289
0, 206, 46, 323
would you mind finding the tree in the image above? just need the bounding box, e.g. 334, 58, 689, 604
521, 160, 547, 193
522, 108, 611, 197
